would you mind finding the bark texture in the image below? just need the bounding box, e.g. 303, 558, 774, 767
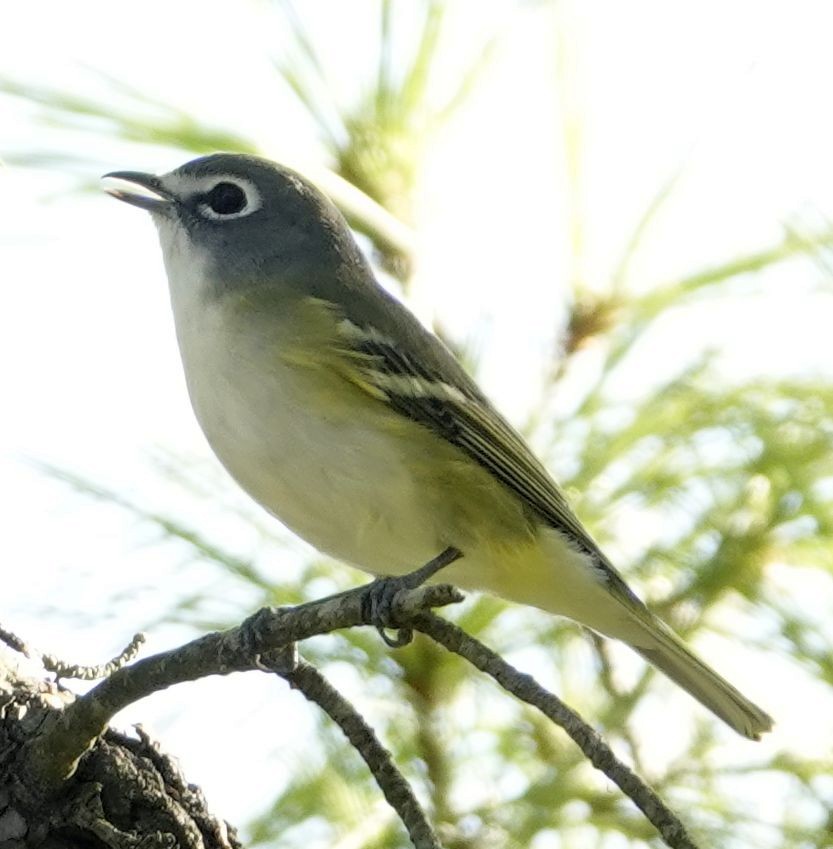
0, 651, 239, 849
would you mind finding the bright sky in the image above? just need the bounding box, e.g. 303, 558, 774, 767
2, 1, 833, 843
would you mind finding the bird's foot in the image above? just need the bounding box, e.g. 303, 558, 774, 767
362, 546, 462, 647
236, 606, 301, 673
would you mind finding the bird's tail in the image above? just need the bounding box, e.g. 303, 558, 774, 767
625, 613, 773, 740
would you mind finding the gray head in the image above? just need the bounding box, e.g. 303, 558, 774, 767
104, 153, 371, 298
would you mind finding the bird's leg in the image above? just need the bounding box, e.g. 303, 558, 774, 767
362, 546, 463, 647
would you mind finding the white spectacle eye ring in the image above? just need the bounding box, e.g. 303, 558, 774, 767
197, 177, 262, 220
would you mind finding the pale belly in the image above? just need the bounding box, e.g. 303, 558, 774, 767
186, 348, 445, 575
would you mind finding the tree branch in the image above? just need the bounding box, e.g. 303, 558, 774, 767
413, 612, 699, 849
0, 624, 146, 680
266, 652, 443, 849
12, 553, 702, 849
21, 582, 463, 789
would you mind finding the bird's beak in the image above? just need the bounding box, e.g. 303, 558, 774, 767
102, 170, 174, 212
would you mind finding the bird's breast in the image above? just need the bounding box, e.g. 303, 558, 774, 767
170, 293, 452, 574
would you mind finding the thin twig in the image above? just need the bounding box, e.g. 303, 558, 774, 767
268, 653, 443, 849
46, 634, 147, 680
0, 622, 145, 680
413, 613, 700, 849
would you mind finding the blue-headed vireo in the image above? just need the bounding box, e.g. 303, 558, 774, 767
104, 153, 772, 740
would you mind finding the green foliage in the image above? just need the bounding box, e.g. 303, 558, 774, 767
274, 0, 495, 280
6, 2, 833, 847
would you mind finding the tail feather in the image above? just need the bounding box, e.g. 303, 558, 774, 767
627, 616, 773, 740
512, 530, 772, 738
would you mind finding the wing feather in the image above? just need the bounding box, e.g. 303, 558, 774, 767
337, 319, 619, 565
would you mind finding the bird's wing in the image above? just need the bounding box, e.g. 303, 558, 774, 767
332, 313, 638, 601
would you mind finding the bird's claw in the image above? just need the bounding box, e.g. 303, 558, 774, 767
361, 576, 414, 646
361, 547, 462, 648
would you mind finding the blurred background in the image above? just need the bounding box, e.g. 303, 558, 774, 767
2, 1, 833, 847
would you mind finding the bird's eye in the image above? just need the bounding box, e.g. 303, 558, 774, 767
194, 177, 261, 220
204, 182, 247, 216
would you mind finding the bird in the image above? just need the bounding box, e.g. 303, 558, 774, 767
103, 152, 773, 740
